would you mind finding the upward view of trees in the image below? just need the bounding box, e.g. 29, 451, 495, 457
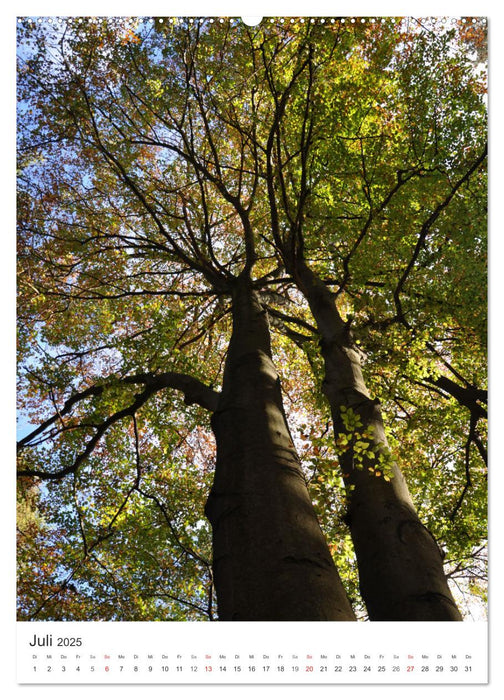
16, 16, 487, 622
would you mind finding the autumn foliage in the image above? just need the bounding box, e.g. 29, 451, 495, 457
17, 16, 487, 621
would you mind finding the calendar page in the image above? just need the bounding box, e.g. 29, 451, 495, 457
13, 0, 493, 693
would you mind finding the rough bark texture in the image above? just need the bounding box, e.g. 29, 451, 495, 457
205, 276, 356, 621
294, 260, 462, 621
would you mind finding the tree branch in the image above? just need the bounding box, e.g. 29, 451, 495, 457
393, 145, 487, 324
450, 414, 477, 521
17, 372, 220, 480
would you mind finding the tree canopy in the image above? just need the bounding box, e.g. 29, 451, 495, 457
16, 16, 487, 621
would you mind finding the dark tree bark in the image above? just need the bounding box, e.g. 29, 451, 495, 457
205, 275, 356, 620
293, 260, 462, 621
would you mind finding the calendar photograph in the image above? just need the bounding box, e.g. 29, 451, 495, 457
15, 6, 489, 686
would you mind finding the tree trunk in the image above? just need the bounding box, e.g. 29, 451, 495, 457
205, 276, 356, 621
294, 260, 462, 621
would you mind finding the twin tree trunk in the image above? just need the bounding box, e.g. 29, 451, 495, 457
294, 261, 462, 621
203, 267, 462, 621
205, 276, 356, 620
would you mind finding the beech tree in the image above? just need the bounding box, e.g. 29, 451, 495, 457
17, 16, 487, 622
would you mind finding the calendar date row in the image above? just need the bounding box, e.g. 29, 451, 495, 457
32, 662, 475, 674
